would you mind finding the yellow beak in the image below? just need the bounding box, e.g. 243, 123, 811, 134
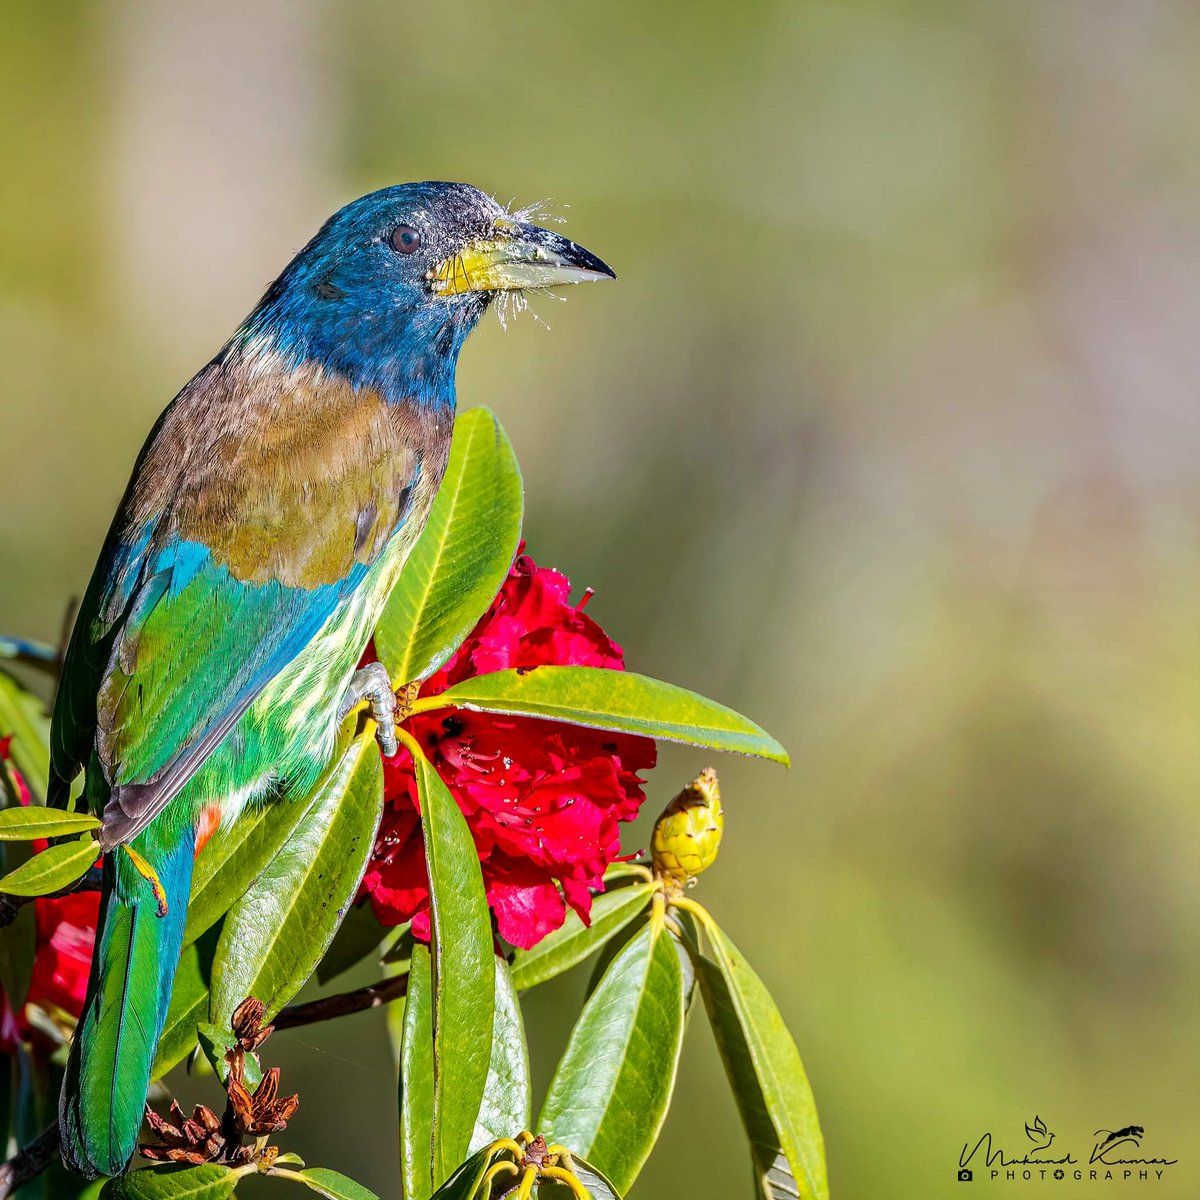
430, 221, 615, 296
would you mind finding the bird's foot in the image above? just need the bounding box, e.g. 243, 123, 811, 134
340, 662, 400, 758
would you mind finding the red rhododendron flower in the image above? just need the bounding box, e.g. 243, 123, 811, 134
360, 551, 656, 949
0, 738, 98, 1054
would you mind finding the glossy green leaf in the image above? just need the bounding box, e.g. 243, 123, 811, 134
0, 833, 96, 895
699, 923, 827, 1200
100, 1163, 239, 1199
0, 804, 99, 840
426, 1144, 496, 1200
376, 406, 523, 686
186, 764, 333, 948
419, 667, 789, 765
0, 668, 50, 803
316, 899, 388, 985
399, 942, 434, 1200
545, 1156, 626, 1200
209, 732, 383, 1026
510, 882, 655, 991
381, 924, 415, 965
194, 1020, 261, 1088
469, 956, 530, 1153
585, 912, 649, 1000
287, 1167, 380, 1200
152, 927, 219, 1079
410, 749, 495, 1186
539, 921, 686, 1194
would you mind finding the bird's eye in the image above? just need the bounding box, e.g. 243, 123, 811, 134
390, 225, 421, 254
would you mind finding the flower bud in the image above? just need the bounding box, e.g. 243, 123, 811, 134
651, 768, 723, 888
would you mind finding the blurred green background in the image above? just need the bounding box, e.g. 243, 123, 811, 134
1, 1, 1197, 1197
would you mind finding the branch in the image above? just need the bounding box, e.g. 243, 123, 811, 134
273, 971, 408, 1029
0, 1125, 59, 1198
0, 970, 410, 1196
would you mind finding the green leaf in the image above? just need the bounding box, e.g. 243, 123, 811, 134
287, 1167, 380, 1200
0, 833, 96, 895
510, 882, 655, 991
100, 1163, 239, 1199
381, 925, 415, 966
0, 668, 50, 804
418, 667, 789, 765
376, 406, 523, 686
152, 927, 218, 1079
399, 942, 434, 1200
469, 955, 530, 1153
0, 805, 99, 840
195, 1021, 261, 1089
186, 768, 331, 948
410, 749, 495, 1186
699, 923, 828, 1200
546, 1156, 626, 1200
539, 921, 686, 1194
209, 731, 383, 1026
316, 899, 387, 985
584, 911, 649, 1001
426, 1144, 497, 1200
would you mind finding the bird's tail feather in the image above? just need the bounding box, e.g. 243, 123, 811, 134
59, 828, 194, 1179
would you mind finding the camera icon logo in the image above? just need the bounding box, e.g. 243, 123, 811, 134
958, 1168, 973, 1181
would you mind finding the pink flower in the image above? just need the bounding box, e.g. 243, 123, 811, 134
0, 737, 98, 1053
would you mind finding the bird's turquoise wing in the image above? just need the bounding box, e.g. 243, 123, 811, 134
50, 367, 427, 843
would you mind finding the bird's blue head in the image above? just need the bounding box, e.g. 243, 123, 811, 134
231, 182, 614, 409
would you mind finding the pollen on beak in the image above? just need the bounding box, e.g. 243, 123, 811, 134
430, 221, 615, 296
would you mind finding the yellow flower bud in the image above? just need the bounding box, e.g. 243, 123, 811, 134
651, 768, 723, 889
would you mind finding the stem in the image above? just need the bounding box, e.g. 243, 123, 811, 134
263, 1166, 307, 1184
668, 895, 720, 942
0, 1125, 59, 1198
0, 637, 60, 676
271, 971, 409, 1030
0, 970, 411, 1195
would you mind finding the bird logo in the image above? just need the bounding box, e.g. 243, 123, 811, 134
1024, 1115, 1054, 1153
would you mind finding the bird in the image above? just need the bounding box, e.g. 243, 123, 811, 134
49, 181, 615, 1178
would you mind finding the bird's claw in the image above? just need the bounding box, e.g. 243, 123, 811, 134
341, 662, 400, 758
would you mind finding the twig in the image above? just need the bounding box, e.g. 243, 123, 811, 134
0, 1125, 60, 1198
0, 971, 410, 1195
273, 971, 408, 1029
0, 636, 61, 676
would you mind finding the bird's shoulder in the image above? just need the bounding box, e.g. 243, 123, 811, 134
125, 354, 452, 590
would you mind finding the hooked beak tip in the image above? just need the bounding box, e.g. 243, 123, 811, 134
432, 221, 615, 295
